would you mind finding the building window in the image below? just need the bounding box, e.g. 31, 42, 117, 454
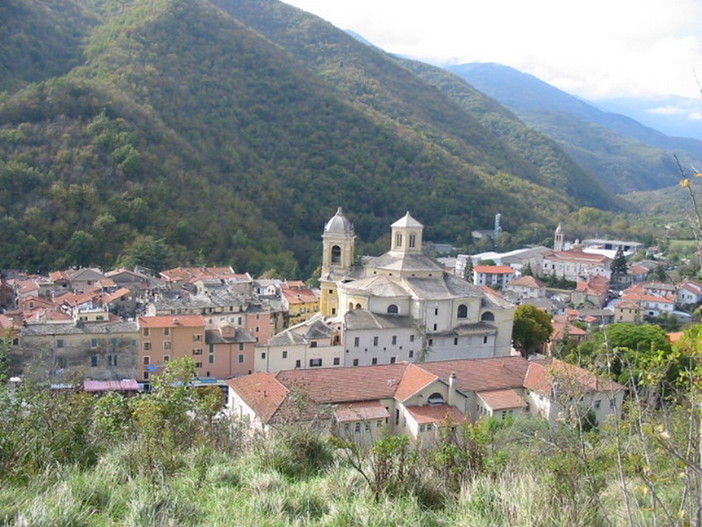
143, 371, 149, 380
261, 352, 266, 359
91, 338, 98, 348
481, 311, 495, 322
373, 336, 379, 346
143, 356, 150, 365
238, 354, 244, 363
428, 338, 433, 346
193, 348, 203, 355
108, 354, 117, 367
195, 362, 203, 368
594, 400, 601, 409
392, 336, 397, 345
395, 233, 402, 247
163, 328, 170, 336
208, 354, 215, 364
434, 307, 439, 316
255, 327, 260, 333
163, 355, 170, 363
143, 328, 150, 337
409, 234, 416, 248
390, 357, 396, 364
355, 422, 361, 433
387, 304, 399, 314
483, 336, 488, 344
333, 357, 340, 365
433, 324, 437, 331
90, 355, 98, 367
331, 245, 342, 264
457, 304, 468, 319
239, 343, 244, 351
410, 335, 415, 342
409, 350, 414, 358
56, 339, 64, 348
310, 341, 317, 348
143, 342, 151, 351
309, 358, 322, 367
164, 341, 171, 350
372, 358, 378, 365
353, 359, 359, 366
194, 334, 203, 342
354, 337, 360, 347
454, 337, 458, 346
295, 360, 301, 368
282, 351, 288, 359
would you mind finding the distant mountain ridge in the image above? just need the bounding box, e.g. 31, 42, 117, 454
448, 63, 702, 194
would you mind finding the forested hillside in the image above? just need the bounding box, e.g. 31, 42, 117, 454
0, 0, 623, 276
448, 63, 702, 195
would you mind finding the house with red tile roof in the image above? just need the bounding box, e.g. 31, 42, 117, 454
677, 280, 702, 307
472, 265, 516, 289
547, 315, 588, 355
613, 300, 644, 324
227, 356, 625, 443
571, 275, 610, 308
541, 249, 611, 282
504, 275, 546, 300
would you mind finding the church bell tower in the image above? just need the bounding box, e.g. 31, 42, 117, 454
320, 207, 355, 317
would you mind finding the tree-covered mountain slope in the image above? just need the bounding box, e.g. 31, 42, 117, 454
0, 0, 623, 275
448, 63, 702, 194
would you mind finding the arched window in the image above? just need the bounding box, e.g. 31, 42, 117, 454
331, 245, 341, 264
427, 393, 444, 406
348, 302, 354, 311
355, 303, 362, 310
481, 311, 495, 322
457, 304, 468, 319
387, 304, 399, 314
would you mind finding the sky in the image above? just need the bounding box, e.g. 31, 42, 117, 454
284, 0, 702, 102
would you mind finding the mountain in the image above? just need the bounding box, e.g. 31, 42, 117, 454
0, 0, 621, 276
448, 63, 702, 194
595, 95, 702, 142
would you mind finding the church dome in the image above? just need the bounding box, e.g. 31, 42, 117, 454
324, 207, 354, 234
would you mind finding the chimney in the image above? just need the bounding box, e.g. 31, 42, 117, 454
448, 372, 457, 406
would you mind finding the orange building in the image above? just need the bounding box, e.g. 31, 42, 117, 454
138, 315, 207, 382
138, 315, 258, 382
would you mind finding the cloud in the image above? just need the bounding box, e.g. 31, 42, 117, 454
286, 0, 702, 99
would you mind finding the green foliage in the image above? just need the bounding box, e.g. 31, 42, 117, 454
0, 0, 629, 276
512, 304, 554, 357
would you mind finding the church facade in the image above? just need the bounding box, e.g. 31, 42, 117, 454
256, 209, 515, 372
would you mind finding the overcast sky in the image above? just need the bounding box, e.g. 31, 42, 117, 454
284, 0, 702, 101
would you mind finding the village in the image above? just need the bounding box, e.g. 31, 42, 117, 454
3, 209, 696, 444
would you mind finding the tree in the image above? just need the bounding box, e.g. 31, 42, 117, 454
512, 304, 553, 357
462, 258, 474, 283
611, 247, 628, 276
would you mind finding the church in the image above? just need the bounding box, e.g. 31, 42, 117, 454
255, 209, 515, 372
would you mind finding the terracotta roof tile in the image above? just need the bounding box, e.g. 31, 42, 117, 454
227, 372, 289, 423
477, 389, 528, 410
406, 404, 466, 425
473, 265, 514, 274
395, 363, 438, 401
334, 401, 390, 422
275, 364, 407, 403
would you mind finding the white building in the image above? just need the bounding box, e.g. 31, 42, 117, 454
258, 210, 515, 372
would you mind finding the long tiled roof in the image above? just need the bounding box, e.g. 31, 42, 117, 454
227, 356, 625, 425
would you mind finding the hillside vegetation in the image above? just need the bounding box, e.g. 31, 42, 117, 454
449, 63, 702, 195
3, 325, 702, 527
1, 0, 624, 275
